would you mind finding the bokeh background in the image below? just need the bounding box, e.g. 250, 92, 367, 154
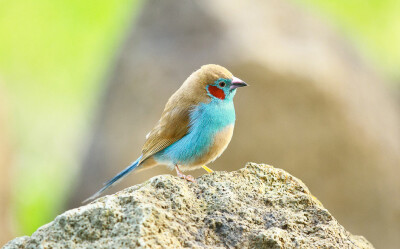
1, 0, 399, 248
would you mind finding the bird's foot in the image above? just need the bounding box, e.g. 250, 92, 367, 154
201, 165, 214, 173
175, 165, 196, 183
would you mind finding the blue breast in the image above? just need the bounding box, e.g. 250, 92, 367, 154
154, 99, 236, 166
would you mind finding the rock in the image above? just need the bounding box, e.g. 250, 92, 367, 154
67, 1, 400, 248
5, 163, 374, 248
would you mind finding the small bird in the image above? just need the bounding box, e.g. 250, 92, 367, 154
84, 64, 247, 202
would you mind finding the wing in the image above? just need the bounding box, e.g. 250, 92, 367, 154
139, 102, 192, 164
140, 70, 212, 164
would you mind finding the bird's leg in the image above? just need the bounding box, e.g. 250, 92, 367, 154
201, 165, 214, 173
175, 165, 196, 182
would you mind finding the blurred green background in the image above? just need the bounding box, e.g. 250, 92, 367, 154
0, 0, 141, 238
0, 0, 399, 243
299, 0, 400, 82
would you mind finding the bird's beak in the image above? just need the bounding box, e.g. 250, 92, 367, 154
230, 76, 248, 90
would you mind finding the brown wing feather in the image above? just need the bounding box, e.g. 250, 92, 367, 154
139, 102, 191, 164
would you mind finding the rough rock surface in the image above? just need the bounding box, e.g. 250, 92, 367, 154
4, 163, 373, 248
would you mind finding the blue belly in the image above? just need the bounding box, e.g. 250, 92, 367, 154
154, 99, 235, 166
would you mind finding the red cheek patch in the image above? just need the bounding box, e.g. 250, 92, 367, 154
208, 85, 225, 100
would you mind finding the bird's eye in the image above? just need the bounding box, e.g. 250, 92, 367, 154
219, 82, 226, 87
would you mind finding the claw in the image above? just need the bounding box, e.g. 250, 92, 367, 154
175, 165, 196, 183
184, 174, 196, 182
202, 165, 214, 173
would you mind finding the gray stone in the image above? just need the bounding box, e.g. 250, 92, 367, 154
4, 163, 374, 248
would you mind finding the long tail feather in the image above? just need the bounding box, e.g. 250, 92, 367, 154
82, 156, 142, 203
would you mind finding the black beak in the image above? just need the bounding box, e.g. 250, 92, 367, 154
230, 76, 248, 90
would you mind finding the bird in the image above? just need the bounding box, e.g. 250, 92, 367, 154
84, 64, 247, 202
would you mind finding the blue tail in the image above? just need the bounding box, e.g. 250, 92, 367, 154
83, 156, 142, 203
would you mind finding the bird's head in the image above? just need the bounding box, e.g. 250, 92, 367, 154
188, 64, 248, 102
